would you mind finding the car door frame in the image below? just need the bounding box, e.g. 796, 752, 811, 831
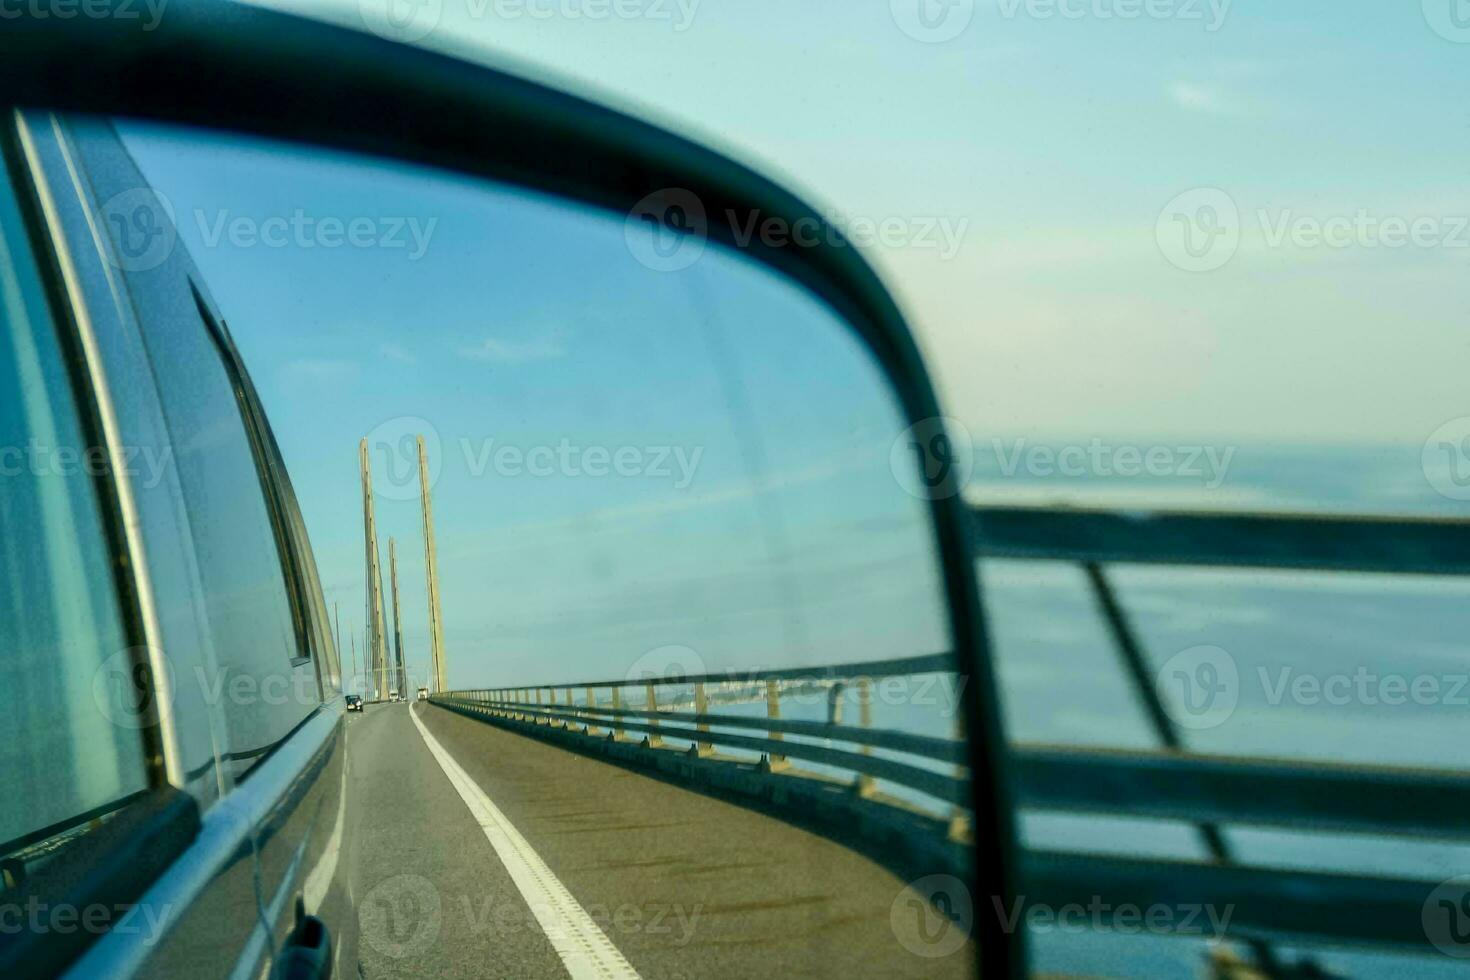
2, 109, 349, 979
0, 110, 209, 980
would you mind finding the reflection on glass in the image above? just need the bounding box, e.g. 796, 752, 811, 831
119, 121, 974, 978
0, 162, 147, 872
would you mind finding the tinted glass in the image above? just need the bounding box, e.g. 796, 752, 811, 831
0, 163, 148, 877
118, 217, 321, 774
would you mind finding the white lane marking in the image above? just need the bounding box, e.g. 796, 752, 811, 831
410, 704, 643, 980
303, 753, 348, 911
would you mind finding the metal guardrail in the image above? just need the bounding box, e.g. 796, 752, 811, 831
1013, 744, 1470, 840
1021, 851, 1470, 953
973, 504, 1470, 576
973, 503, 1470, 963
438, 652, 970, 818
434, 505, 1467, 963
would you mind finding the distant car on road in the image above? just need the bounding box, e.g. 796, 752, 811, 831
345, 695, 363, 712
417, 687, 428, 702
389, 690, 400, 702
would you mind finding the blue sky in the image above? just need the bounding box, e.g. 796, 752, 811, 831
119, 123, 950, 691
248, 0, 1469, 446
117, 1, 1469, 688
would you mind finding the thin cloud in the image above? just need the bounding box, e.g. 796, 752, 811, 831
458, 335, 566, 363
379, 343, 417, 365
1169, 82, 1240, 116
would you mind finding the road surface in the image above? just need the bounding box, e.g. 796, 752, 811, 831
340, 700, 977, 978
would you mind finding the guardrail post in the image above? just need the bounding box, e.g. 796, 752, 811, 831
691, 682, 713, 757
610, 686, 624, 740
536, 687, 545, 724
854, 677, 876, 797
947, 713, 970, 842
643, 682, 663, 747
760, 679, 788, 772
549, 687, 562, 727
584, 686, 599, 736
827, 684, 843, 726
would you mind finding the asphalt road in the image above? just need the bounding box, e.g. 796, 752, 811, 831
344, 700, 977, 979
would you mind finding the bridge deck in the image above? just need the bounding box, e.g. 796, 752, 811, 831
346, 701, 976, 978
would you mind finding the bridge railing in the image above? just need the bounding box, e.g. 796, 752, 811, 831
437, 651, 970, 823
430, 506, 1470, 957
974, 503, 1470, 959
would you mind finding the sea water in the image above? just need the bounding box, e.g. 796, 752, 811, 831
701, 442, 1469, 977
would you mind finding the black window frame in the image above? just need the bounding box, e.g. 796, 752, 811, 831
190, 281, 322, 681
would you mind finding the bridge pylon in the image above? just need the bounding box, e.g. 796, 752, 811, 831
390, 537, 408, 699
359, 438, 390, 701
417, 435, 448, 693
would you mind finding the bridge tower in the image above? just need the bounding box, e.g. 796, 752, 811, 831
417, 435, 448, 693
359, 438, 390, 701
349, 630, 359, 697
389, 537, 408, 699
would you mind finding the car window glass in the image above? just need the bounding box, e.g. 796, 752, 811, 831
120, 242, 319, 775
0, 160, 149, 885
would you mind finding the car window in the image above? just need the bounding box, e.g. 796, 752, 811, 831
195, 287, 341, 697
191, 286, 335, 691
117, 239, 322, 776
0, 156, 149, 884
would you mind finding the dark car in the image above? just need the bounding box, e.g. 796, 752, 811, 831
0, 109, 349, 980
345, 696, 363, 713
